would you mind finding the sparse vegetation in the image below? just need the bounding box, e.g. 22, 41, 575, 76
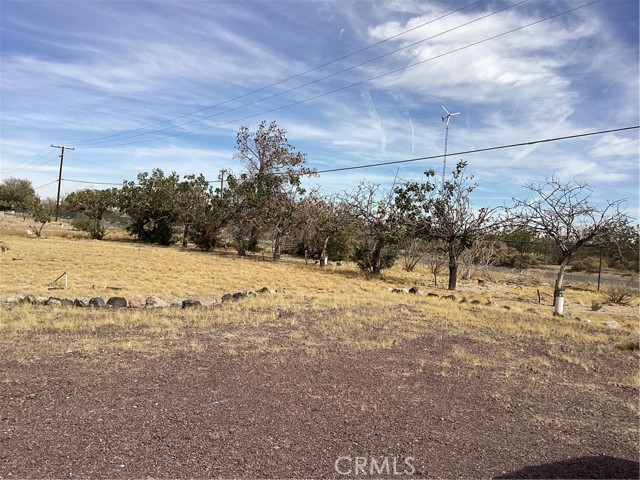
1, 213, 638, 479
603, 283, 637, 305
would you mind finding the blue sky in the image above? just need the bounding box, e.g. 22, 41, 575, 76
1, 0, 638, 216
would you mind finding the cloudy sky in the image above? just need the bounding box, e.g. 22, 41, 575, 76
1, 0, 638, 215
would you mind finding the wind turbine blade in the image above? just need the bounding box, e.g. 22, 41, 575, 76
451, 112, 461, 116
441, 105, 450, 115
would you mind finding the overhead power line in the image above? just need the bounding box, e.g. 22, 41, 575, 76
49, 126, 638, 188
62, 178, 123, 186
312, 125, 639, 174
76, 0, 527, 148
78, 0, 601, 150
70, 0, 488, 147
34, 180, 59, 190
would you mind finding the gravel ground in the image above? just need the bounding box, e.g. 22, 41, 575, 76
1, 321, 638, 479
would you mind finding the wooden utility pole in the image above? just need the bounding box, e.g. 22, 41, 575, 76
217, 169, 228, 196
51, 144, 74, 221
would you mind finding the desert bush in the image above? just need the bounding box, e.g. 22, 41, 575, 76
570, 256, 600, 273
492, 242, 539, 269
590, 300, 602, 311
351, 241, 397, 275
71, 213, 107, 240
602, 283, 637, 305
616, 333, 640, 351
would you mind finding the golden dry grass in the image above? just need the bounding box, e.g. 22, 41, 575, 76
1, 215, 638, 364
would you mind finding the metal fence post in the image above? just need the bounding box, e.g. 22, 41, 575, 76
597, 246, 603, 291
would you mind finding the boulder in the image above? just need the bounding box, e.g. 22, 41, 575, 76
128, 295, 147, 309
257, 287, 270, 294
602, 320, 621, 329
89, 297, 106, 308
182, 299, 201, 309
441, 294, 456, 301
45, 297, 63, 306
389, 288, 407, 294
107, 297, 128, 308
6, 295, 24, 304
232, 291, 248, 300
74, 297, 91, 308
470, 300, 482, 305
221, 293, 234, 303
145, 296, 168, 308
426, 293, 439, 298
35, 296, 49, 305
409, 287, 423, 295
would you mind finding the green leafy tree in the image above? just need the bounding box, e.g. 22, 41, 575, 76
223, 173, 256, 255
65, 188, 117, 239
176, 174, 210, 247
0, 178, 37, 211
395, 161, 496, 290
189, 188, 233, 251
341, 182, 403, 276
118, 169, 180, 245
292, 194, 354, 265
29, 198, 54, 238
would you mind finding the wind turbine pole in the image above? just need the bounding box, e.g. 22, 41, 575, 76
441, 121, 450, 190
440, 106, 460, 192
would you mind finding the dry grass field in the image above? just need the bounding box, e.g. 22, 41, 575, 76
0, 215, 638, 478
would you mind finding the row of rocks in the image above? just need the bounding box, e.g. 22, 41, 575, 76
389, 287, 483, 304
5, 288, 285, 310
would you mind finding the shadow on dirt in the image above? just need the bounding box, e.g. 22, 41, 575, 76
495, 455, 639, 479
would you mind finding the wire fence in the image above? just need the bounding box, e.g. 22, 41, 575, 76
497, 240, 639, 290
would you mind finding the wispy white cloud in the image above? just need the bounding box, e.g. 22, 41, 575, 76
0, 0, 637, 212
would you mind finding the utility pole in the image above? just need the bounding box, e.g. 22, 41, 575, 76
217, 169, 228, 196
51, 144, 74, 221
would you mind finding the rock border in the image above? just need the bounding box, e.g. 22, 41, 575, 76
5, 288, 285, 310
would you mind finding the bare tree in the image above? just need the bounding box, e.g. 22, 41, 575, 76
234, 120, 315, 252
458, 237, 498, 280
424, 241, 447, 287
402, 237, 428, 272
509, 176, 629, 302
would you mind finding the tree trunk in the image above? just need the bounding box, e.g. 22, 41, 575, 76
249, 225, 259, 252
371, 241, 383, 277
447, 241, 458, 290
36, 222, 46, 238
554, 255, 571, 303
182, 224, 189, 248
319, 235, 330, 267
273, 233, 282, 261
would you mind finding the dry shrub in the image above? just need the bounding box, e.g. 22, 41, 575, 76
602, 283, 638, 305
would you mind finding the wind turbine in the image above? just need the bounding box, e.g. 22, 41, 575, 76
440, 105, 460, 190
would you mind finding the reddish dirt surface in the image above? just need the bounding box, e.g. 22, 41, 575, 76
1, 320, 638, 479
